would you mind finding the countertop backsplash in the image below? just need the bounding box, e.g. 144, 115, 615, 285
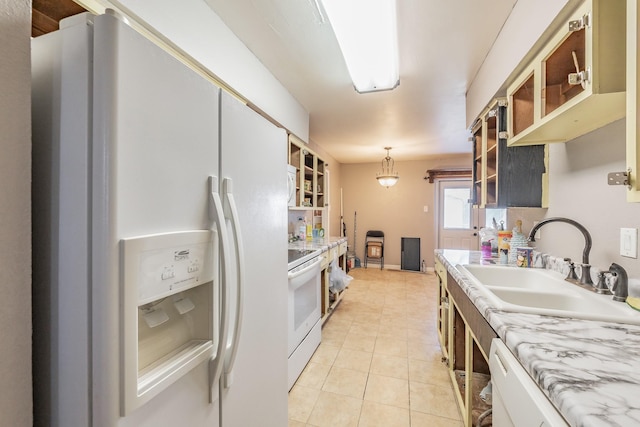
531, 250, 640, 297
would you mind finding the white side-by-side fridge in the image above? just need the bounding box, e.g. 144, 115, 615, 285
32, 11, 288, 427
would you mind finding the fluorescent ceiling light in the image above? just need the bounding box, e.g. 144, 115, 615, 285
320, 0, 399, 93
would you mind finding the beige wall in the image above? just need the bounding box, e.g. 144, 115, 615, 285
341, 155, 472, 269
0, 0, 33, 425
532, 118, 640, 279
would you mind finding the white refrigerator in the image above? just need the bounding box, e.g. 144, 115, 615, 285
32, 11, 288, 427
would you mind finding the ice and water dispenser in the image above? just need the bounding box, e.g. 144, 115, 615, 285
120, 230, 217, 414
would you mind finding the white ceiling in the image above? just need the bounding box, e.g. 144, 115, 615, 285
203, 0, 518, 164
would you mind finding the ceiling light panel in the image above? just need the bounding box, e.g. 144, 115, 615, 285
320, 0, 399, 93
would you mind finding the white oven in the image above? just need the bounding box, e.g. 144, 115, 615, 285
287, 249, 322, 389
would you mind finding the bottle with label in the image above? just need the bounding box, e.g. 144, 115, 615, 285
497, 230, 512, 264
479, 226, 497, 258
481, 241, 492, 258
306, 221, 312, 241
297, 217, 306, 241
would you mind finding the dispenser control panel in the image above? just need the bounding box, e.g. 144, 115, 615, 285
121, 230, 215, 306
120, 229, 216, 415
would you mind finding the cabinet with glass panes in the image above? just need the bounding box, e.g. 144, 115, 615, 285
472, 98, 547, 208
288, 134, 327, 209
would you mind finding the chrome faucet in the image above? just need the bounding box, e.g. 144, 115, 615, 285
528, 217, 594, 287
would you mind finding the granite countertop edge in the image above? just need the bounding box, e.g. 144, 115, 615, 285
289, 236, 347, 252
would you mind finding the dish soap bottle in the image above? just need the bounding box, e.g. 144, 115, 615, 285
306, 220, 313, 241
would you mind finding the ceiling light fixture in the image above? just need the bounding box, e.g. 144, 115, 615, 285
376, 147, 399, 188
320, 0, 399, 93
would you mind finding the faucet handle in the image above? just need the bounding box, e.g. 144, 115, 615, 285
564, 258, 579, 281
594, 271, 613, 295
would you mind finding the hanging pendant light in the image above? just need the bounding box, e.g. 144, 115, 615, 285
376, 147, 399, 187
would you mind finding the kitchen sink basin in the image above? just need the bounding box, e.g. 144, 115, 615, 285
459, 264, 567, 290
456, 264, 640, 325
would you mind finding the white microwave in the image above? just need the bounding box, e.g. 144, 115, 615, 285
287, 165, 296, 207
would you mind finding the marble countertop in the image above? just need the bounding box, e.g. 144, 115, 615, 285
436, 249, 640, 427
288, 236, 347, 252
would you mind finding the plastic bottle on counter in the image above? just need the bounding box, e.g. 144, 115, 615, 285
481, 241, 492, 259
497, 229, 512, 264
297, 217, 306, 241
306, 220, 313, 241
479, 226, 496, 258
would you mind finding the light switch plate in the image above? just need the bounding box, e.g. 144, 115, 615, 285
620, 228, 638, 258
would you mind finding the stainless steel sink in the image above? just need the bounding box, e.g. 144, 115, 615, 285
456, 264, 640, 325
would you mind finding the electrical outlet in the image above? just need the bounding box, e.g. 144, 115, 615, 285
620, 228, 638, 258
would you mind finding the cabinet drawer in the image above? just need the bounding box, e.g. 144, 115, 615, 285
320, 252, 329, 269
338, 241, 347, 256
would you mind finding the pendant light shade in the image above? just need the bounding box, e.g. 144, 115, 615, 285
376, 147, 399, 187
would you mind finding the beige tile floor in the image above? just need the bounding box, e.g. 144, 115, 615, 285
288, 267, 463, 427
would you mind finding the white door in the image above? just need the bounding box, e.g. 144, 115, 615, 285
92, 14, 222, 427
436, 180, 479, 250
218, 91, 288, 427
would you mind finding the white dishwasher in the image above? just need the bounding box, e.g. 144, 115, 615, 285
489, 339, 569, 427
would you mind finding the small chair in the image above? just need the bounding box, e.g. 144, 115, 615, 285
364, 230, 384, 269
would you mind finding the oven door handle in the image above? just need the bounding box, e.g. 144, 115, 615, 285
288, 257, 322, 288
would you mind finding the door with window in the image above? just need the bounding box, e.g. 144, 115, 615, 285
436, 179, 479, 250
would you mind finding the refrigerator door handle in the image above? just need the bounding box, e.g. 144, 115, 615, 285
222, 178, 245, 389
208, 176, 232, 402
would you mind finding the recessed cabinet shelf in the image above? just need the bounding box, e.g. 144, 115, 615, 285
471, 98, 547, 208
511, 73, 535, 136
288, 134, 326, 209
321, 241, 348, 324
436, 259, 496, 427
435, 259, 449, 364
471, 122, 484, 205
508, 0, 626, 146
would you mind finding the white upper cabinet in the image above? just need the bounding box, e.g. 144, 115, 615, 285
507, 0, 626, 146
